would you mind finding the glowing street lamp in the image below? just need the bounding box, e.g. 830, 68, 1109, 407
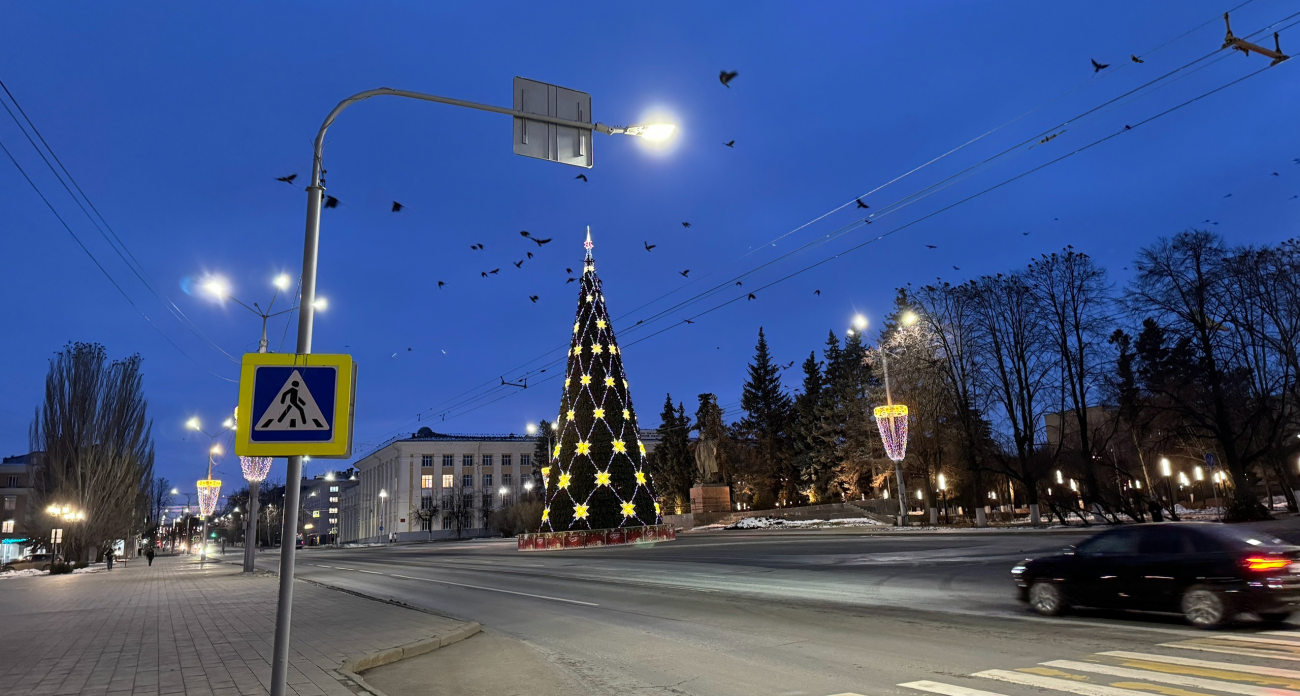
198, 273, 301, 353
189, 415, 235, 562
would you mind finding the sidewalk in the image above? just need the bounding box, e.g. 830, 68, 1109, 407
0, 554, 475, 696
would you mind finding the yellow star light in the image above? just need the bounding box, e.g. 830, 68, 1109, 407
574, 504, 589, 519
586, 294, 594, 303
654, 502, 661, 514
572, 345, 582, 355
604, 376, 615, 387
541, 466, 551, 478
595, 471, 612, 486
621, 502, 637, 517
635, 471, 647, 484
542, 508, 550, 521
580, 374, 592, 385
592, 344, 603, 354
552, 443, 561, 458
575, 441, 591, 456
564, 378, 570, 387
638, 441, 646, 455
573, 322, 579, 334
596, 319, 607, 329
566, 409, 575, 421
593, 408, 605, 419
624, 379, 629, 388
612, 441, 627, 454
611, 346, 618, 355
558, 473, 571, 489
622, 409, 630, 419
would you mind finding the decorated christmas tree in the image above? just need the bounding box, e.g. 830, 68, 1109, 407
540, 230, 661, 533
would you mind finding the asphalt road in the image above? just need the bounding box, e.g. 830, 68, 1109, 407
257, 527, 1300, 696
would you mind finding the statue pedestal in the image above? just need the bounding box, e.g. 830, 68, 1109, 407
690, 483, 732, 514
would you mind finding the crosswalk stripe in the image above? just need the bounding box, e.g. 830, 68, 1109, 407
975, 669, 1161, 696
1161, 642, 1300, 663
1100, 652, 1300, 680
900, 680, 1012, 696
1042, 659, 1300, 696
1218, 637, 1300, 649
1264, 633, 1300, 640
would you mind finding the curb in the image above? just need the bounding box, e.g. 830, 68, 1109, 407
335, 622, 481, 696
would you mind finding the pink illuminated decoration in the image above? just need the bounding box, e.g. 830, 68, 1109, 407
197, 478, 222, 517
873, 404, 910, 462
240, 456, 273, 483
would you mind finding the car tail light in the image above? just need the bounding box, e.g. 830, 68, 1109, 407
1243, 556, 1291, 572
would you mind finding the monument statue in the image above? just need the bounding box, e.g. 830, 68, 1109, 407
694, 437, 720, 484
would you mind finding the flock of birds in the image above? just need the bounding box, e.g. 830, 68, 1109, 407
267, 65, 1299, 317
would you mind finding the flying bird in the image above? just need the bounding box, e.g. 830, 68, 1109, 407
1224, 193, 1233, 198
1131, 54, 1144, 63
528, 252, 534, 259
323, 195, 339, 209
719, 70, 738, 87
681, 222, 691, 228
514, 260, 524, 268
684, 319, 695, 325
747, 293, 756, 301
529, 295, 539, 303
782, 361, 795, 370
566, 268, 573, 274
724, 140, 735, 148
489, 268, 500, 275
575, 174, 588, 182
680, 269, 690, 277
953, 266, 961, 270
1124, 125, 1132, 130
735, 281, 742, 286
1290, 195, 1298, 199
1272, 172, 1280, 176
520, 230, 531, 238
470, 244, 483, 250
276, 173, 298, 185
437, 281, 445, 289
925, 244, 938, 249
391, 201, 403, 212
566, 278, 577, 284
644, 242, 656, 251
856, 198, 869, 209
532, 237, 552, 246
1091, 58, 1109, 72
481, 272, 488, 278
1022, 232, 1030, 236
814, 290, 820, 296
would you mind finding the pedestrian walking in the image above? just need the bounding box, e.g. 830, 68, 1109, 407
105, 548, 114, 571
146, 547, 155, 566
221, 538, 226, 555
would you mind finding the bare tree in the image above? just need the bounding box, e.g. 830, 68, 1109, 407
28, 343, 155, 561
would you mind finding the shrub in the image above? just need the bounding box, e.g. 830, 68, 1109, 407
50, 561, 73, 575
490, 500, 544, 537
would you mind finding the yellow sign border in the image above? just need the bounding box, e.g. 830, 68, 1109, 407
235, 353, 355, 458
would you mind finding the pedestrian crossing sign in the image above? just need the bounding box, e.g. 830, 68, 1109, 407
235, 353, 356, 458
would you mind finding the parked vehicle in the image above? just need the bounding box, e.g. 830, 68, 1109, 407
1013, 523, 1300, 627
1, 553, 55, 572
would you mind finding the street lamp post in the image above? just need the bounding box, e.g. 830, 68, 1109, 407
188, 416, 234, 562
172, 489, 193, 553
1160, 457, 1180, 521
266, 82, 675, 696
378, 489, 388, 543
203, 274, 304, 354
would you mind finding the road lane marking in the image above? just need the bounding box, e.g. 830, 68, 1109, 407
976, 669, 1177, 696
1160, 643, 1300, 663
355, 569, 382, 574
1266, 633, 1300, 639
1216, 636, 1300, 649
1100, 652, 1300, 680
388, 573, 599, 606
900, 680, 1012, 696
1042, 660, 1300, 696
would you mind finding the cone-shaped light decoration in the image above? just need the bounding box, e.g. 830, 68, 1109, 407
873, 404, 909, 462
541, 229, 662, 532
197, 478, 222, 517
240, 456, 272, 483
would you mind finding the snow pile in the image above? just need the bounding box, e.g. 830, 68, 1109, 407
0, 568, 47, 580
730, 516, 887, 530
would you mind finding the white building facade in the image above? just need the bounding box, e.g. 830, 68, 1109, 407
344, 428, 662, 543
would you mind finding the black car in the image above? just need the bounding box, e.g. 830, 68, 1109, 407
1013, 522, 1300, 627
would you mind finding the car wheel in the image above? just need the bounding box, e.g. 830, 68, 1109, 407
1259, 612, 1292, 624
1182, 585, 1232, 628
1029, 582, 1067, 616
40, 564, 50, 572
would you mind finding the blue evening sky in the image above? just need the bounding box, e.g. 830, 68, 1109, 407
2, 2, 1297, 489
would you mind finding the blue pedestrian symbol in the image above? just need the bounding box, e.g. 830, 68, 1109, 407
250, 367, 337, 443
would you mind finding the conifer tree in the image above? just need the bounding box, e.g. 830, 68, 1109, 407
739, 328, 795, 502
650, 394, 695, 512
541, 232, 661, 532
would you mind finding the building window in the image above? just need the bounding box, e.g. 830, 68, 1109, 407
328, 507, 338, 514
421, 495, 433, 510
520, 454, 530, 468
1, 519, 13, 534
462, 454, 473, 468
441, 495, 451, 510
422, 455, 433, 467
329, 496, 339, 503
462, 474, 473, 488
443, 454, 454, 467
312, 510, 320, 518
501, 454, 512, 468
330, 485, 339, 492
2, 496, 14, 511
483, 474, 493, 488
5, 475, 17, 488
502, 473, 512, 486
442, 516, 454, 530
442, 474, 453, 488
482, 494, 492, 510
421, 475, 433, 489
482, 454, 493, 468
328, 518, 337, 524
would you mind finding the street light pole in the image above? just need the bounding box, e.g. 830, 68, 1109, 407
267, 84, 674, 696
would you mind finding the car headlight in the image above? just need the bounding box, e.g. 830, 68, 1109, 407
1012, 564, 1026, 576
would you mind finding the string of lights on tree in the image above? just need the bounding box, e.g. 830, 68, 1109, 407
541, 230, 661, 532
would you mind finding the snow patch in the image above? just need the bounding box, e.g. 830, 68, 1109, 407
729, 516, 887, 530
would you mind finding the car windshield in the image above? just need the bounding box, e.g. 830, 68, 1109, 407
1201, 526, 1289, 549
1077, 529, 1139, 556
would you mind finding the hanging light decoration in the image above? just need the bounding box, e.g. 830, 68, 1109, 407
240, 456, 272, 483
873, 404, 910, 462
197, 478, 222, 517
